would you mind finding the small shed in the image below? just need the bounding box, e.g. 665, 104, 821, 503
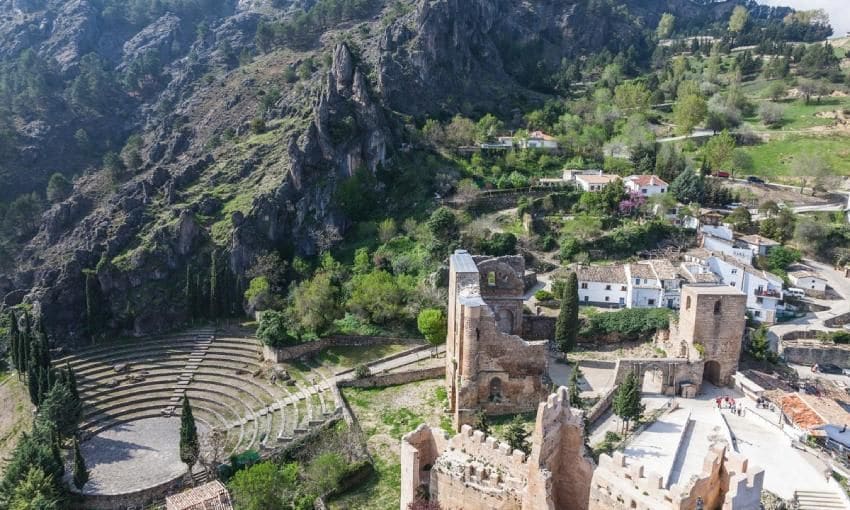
788, 270, 827, 298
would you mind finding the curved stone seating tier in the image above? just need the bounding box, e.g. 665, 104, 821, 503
57, 336, 206, 367
71, 349, 200, 378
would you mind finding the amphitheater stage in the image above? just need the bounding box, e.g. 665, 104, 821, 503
76, 417, 198, 495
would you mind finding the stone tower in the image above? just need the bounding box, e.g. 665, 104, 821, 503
446, 250, 549, 429
677, 286, 747, 386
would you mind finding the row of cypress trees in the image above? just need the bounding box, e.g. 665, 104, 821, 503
1, 310, 90, 509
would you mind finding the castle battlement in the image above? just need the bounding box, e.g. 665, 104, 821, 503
447, 424, 528, 469
595, 452, 674, 509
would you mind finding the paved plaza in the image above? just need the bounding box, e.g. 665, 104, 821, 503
75, 417, 195, 495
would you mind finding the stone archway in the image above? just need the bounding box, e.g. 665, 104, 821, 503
704, 360, 722, 386
642, 368, 664, 394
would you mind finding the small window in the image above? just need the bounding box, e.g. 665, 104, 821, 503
487, 272, 496, 286
648, 299, 656, 306
605, 296, 610, 302
754, 310, 761, 317
686, 296, 692, 310
635, 278, 640, 285
730, 282, 736, 287
731, 269, 738, 274
714, 301, 722, 315
661, 188, 666, 193
756, 297, 764, 304
605, 285, 612, 290
584, 296, 589, 302
621, 286, 627, 291
581, 283, 588, 289
642, 189, 648, 194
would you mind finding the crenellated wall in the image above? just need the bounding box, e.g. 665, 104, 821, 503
589, 446, 763, 510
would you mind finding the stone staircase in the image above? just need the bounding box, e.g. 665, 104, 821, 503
795, 490, 848, 510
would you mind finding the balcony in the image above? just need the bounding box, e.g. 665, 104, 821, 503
754, 288, 782, 299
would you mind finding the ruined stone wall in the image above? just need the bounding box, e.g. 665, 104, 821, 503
399, 425, 449, 509
524, 387, 594, 510
613, 358, 703, 396
589, 446, 763, 510
522, 315, 555, 341
781, 340, 850, 368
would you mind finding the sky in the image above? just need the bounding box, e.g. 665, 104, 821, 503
759, 0, 850, 37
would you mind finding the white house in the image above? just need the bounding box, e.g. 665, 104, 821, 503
576, 265, 628, 307
576, 260, 682, 310
686, 250, 784, 323
788, 269, 827, 298
737, 235, 780, 257
624, 175, 669, 197
491, 131, 559, 150
574, 173, 620, 192
700, 226, 781, 265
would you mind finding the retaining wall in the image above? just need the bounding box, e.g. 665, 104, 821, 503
781, 340, 850, 368
339, 366, 446, 388
586, 385, 617, 424
73, 472, 185, 510
263, 335, 424, 362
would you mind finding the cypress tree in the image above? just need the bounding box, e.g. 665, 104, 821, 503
209, 250, 218, 318
184, 264, 194, 322
8, 311, 21, 375
179, 396, 199, 466
66, 363, 79, 402
28, 366, 41, 406
72, 438, 89, 490
569, 363, 583, 409
555, 272, 580, 353
503, 416, 530, 454
613, 371, 645, 433
21, 311, 32, 373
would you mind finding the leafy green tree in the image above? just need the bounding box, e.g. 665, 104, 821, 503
305, 452, 347, 497
673, 94, 707, 135
748, 325, 773, 362
256, 310, 298, 347
179, 397, 199, 467
613, 371, 644, 432
655, 144, 687, 182
3, 193, 43, 240
417, 308, 447, 353
426, 207, 459, 257
72, 438, 89, 490
656, 13, 675, 39
503, 416, 530, 453
669, 168, 704, 204
45, 173, 72, 203
475, 114, 504, 142
555, 273, 579, 353
729, 5, 749, 33
765, 246, 801, 274
292, 271, 340, 335
613, 82, 651, 114
229, 462, 313, 510
727, 206, 752, 232
346, 270, 410, 325
758, 102, 785, 128
472, 409, 490, 435
704, 130, 736, 171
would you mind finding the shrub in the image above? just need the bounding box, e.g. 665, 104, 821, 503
249, 117, 266, 134
256, 310, 299, 347
581, 308, 672, 342
354, 364, 371, 379
534, 290, 555, 301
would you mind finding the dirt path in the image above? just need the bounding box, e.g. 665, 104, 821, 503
0, 375, 33, 469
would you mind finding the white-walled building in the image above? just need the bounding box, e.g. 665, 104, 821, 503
788, 269, 827, 298
576, 265, 628, 307
574, 173, 620, 192
737, 235, 780, 257
492, 131, 559, 150
624, 175, 669, 197
576, 260, 682, 310
700, 226, 780, 265
685, 251, 784, 323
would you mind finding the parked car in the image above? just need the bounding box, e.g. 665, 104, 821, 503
803, 383, 820, 395
813, 363, 843, 375
746, 176, 765, 185
715, 171, 730, 178
786, 288, 806, 299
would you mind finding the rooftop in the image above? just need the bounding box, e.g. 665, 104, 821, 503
648, 259, 678, 280
738, 234, 780, 247
576, 264, 627, 284
789, 270, 824, 281
779, 393, 825, 431
683, 285, 745, 296
165, 481, 233, 510
575, 174, 619, 185
626, 174, 668, 187
629, 263, 656, 280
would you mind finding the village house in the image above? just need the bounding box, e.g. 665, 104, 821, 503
701, 225, 781, 265
488, 131, 560, 150
576, 265, 629, 307
575, 261, 683, 310
684, 250, 784, 323
624, 174, 669, 197
737, 234, 780, 258
788, 268, 828, 298
574, 173, 620, 192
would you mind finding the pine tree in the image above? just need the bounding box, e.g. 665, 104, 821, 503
179, 396, 200, 466
503, 416, 530, 453
555, 272, 579, 353
66, 363, 79, 403
748, 325, 773, 362
472, 409, 490, 436
613, 371, 645, 432
569, 363, 583, 409
72, 438, 89, 490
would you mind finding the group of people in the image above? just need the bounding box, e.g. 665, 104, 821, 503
715, 395, 746, 416
755, 396, 773, 411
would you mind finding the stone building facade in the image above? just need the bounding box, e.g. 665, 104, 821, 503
446, 250, 549, 429
400, 387, 594, 510
672, 285, 748, 387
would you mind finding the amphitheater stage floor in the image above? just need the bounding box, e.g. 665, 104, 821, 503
76, 417, 200, 495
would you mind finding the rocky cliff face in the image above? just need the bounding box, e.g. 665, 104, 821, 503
1, 0, 750, 343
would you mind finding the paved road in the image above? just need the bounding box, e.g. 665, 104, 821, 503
769, 259, 850, 350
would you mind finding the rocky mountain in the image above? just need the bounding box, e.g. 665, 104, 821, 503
0, 0, 776, 342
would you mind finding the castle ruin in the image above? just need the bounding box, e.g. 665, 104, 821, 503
446, 250, 549, 429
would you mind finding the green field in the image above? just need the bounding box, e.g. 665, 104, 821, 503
740, 135, 850, 178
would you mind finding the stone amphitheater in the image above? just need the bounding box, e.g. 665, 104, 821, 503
55, 327, 341, 505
